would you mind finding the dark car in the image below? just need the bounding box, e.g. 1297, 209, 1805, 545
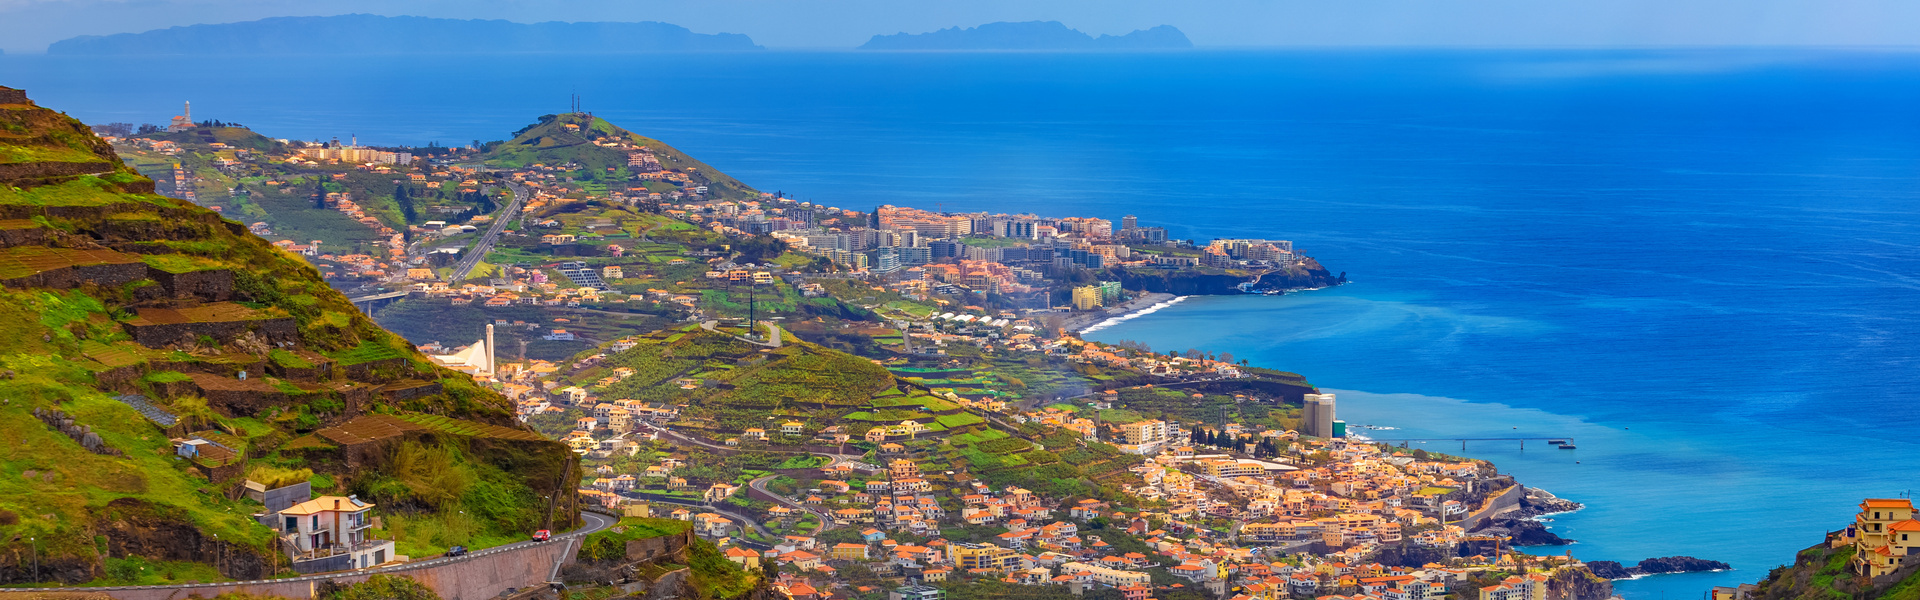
446, 545, 468, 557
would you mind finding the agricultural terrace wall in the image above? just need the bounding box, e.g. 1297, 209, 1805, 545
625, 529, 695, 563
340, 357, 413, 383
0, 224, 51, 248
0, 260, 147, 290
0, 160, 113, 183
380, 381, 444, 402
149, 267, 234, 300
123, 314, 298, 348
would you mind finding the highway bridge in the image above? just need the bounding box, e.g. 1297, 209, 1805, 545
347, 290, 409, 314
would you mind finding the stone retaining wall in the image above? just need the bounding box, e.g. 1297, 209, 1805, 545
26, 534, 584, 600
0, 260, 148, 291
150, 268, 234, 301
0, 161, 111, 184
122, 315, 298, 348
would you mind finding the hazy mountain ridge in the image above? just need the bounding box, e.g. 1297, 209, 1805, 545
48, 14, 761, 55
861, 21, 1192, 50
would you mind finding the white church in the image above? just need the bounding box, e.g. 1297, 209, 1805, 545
428, 324, 497, 379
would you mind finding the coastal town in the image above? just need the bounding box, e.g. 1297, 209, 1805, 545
98, 108, 1619, 600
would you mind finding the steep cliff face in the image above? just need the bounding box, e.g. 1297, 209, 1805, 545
1746, 536, 1920, 600
1545, 567, 1614, 600
1106, 256, 1342, 295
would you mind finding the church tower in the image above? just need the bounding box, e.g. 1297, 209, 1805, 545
485, 323, 496, 375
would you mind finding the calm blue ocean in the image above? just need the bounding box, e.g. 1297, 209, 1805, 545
8, 49, 1920, 598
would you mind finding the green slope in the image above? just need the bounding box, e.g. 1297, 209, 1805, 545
482, 113, 759, 200
0, 87, 578, 585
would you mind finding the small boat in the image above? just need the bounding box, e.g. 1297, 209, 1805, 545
1558, 444, 1577, 450
1547, 439, 1566, 445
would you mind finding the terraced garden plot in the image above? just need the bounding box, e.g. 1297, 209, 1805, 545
0, 246, 142, 279
325, 340, 404, 365
315, 414, 426, 445
934, 413, 985, 428
396, 413, 545, 441
126, 302, 273, 326
82, 340, 150, 368
140, 253, 228, 274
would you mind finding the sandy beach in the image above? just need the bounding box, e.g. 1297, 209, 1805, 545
1064, 292, 1180, 333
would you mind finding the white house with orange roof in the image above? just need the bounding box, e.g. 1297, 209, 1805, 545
271, 495, 395, 572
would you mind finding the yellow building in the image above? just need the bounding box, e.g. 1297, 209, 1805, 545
831, 542, 871, 561
1853, 498, 1920, 577
725, 546, 762, 569
1478, 574, 1548, 600
1072, 286, 1104, 310
1200, 458, 1268, 478
1119, 420, 1168, 445
947, 542, 1020, 571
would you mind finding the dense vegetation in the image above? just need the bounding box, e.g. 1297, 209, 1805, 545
0, 91, 575, 584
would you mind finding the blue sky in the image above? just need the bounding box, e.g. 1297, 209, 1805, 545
3, 0, 1920, 54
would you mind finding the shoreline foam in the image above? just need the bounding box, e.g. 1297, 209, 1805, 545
1078, 294, 1188, 334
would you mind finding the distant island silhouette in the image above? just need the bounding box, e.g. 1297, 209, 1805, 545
48, 14, 761, 55
860, 21, 1192, 50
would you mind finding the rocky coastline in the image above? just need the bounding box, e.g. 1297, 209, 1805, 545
1586, 557, 1733, 579
1513, 487, 1585, 519
1471, 518, 1573, 546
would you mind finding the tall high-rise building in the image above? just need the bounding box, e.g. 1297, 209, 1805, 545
1122, 215, 1138, 230
1303, 393, 1337, 438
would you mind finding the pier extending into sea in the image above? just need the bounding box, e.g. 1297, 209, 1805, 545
1363, 437, 1577, 451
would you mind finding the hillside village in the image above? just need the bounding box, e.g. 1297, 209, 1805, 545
89, 107, 1618, 600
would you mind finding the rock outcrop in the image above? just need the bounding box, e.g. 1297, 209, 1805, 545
1587, 556, 1731, 579
1471, 517, 1573, 546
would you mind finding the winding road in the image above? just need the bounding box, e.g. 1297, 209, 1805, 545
639, 422, 852, 535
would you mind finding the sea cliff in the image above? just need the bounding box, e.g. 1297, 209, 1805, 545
1105, 256, 1343, 295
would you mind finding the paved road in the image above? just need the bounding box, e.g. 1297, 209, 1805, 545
638, 423, 853, 535
449, 182, 527, 282
36, 510, 615, 594
636, 496, 776, 540
749, 473, 839, 533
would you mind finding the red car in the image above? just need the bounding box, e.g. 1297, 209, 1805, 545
532, 529, 551, 542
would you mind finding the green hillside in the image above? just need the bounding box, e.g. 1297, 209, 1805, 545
1746, 537, 1920, 600
549, 325, 988, 439
482, 113, 759, 200
0, 87, 576, 585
